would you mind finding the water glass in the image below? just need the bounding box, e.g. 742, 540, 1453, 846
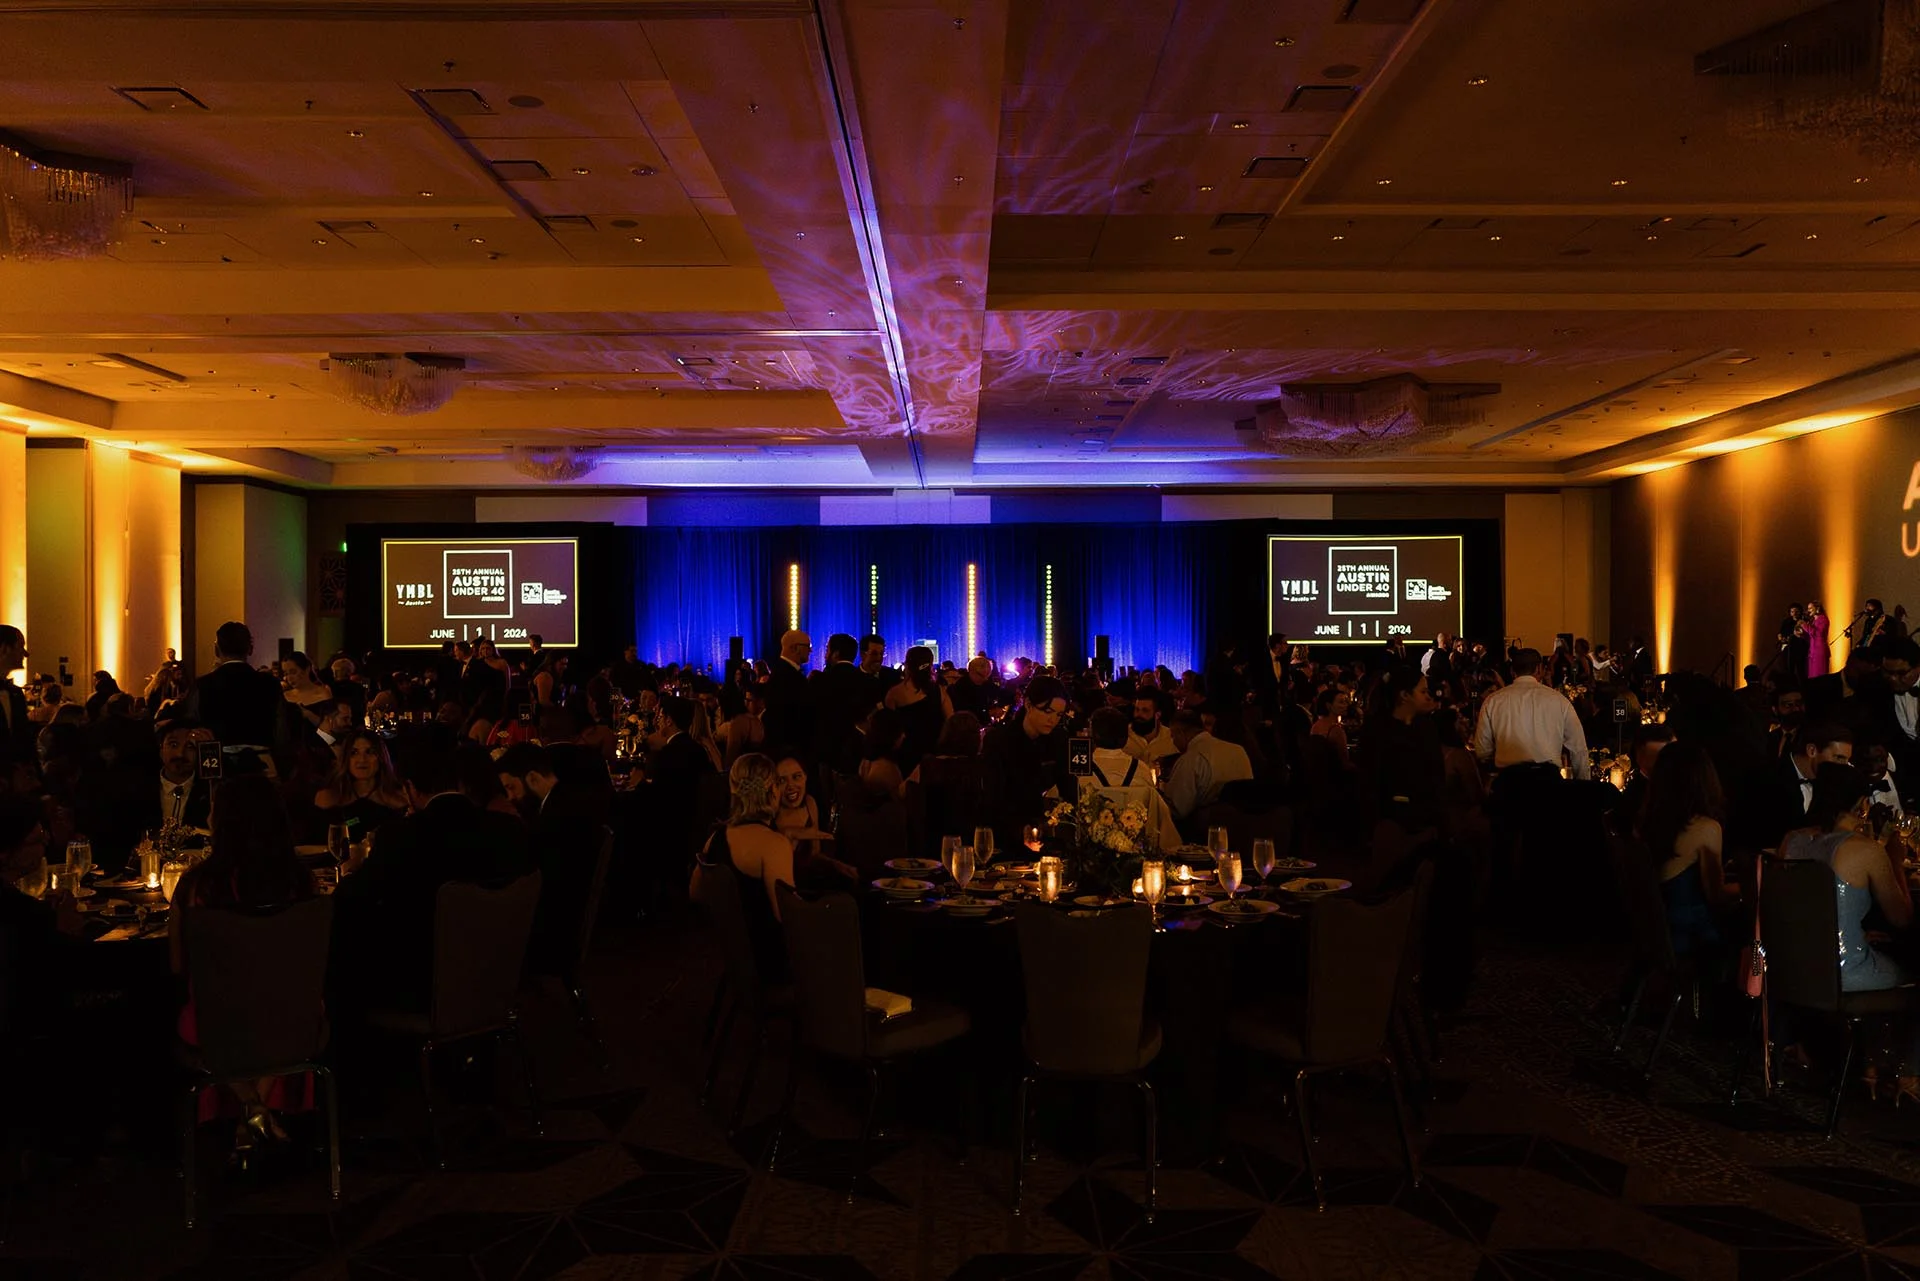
940, 834, 964, 881
1036, 855, 1064, 903
66, 839, 92, 877
1206, 826, 1229, 860
972, 826, 995, 868
952, 844, 976, 898
1252, 839, 1276, 882
1216, 852, 1244, 899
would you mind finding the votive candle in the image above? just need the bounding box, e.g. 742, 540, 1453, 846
1037, 855, 1063, 903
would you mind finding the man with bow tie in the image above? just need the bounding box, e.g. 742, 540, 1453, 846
1874, 638, 1920, 807
1862, 741, 1906, 820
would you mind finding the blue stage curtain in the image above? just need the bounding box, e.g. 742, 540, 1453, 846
628, 523, 1212, 674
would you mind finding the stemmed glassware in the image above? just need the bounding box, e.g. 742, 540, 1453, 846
973, 826, 995, 871
1216, 852, 1244, 902
940, 834, 964, 882
1141, 859, 1166, 929
1206, 827, 1229, 861
1252, 839, 1276, 885
951, 843, 977, 902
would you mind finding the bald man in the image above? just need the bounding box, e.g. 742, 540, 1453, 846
764, 629, 816, 759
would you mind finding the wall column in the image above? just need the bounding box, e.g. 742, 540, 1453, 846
0, 424, 23, 673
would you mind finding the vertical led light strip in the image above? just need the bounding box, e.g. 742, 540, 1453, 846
869, 563, 879, 634
788, 562, 801, 633
1043, 564, 1054, 668
965, 562, 978, 659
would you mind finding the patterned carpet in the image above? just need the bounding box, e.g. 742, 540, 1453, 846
11, 916, 1920, 1281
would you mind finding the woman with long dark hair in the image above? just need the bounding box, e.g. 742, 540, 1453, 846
885, 644, 951, 774
1637, 740, 1735, 958
1358, 665, 1444, 834
313, 730, 409, 836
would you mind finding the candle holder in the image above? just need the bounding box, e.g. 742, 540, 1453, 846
1036, 855, 1064, 903
140, 845, 163, 890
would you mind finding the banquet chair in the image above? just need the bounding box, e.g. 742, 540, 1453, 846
179, 896, 339, 1229
1383, 862, 1438, 1124
367, 872, 544, 1167
769, 885, 971, 1201
1730, 856, 1920, 1137
689, 853, 792, 1133
1605, 834, 1694, 1083
542, 827, 613, 1067
1011, 902, 1160, 1221
833, 785, 911, 878
1226, 887, 1420, 1210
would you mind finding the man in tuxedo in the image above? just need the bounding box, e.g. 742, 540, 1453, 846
811, 633, 880, 775
1807, 644, 1883, 739
639, 694, 716, 864
762, 630, 814, 759
1744, 720, 1854, 852
1873, 637, 1920, 805
861, 634, 900, 697
0, 625, 33, 776
330, 742, 533, 1014
182, 622, 286, 769
495, 742, 607, 976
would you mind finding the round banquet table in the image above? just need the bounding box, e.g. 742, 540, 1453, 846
855, 871, 1312, 1163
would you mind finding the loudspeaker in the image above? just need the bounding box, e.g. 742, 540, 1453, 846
1095, 635, 1111, 660
729, 636, 744, 662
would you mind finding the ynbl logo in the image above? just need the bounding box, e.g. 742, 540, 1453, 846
394, 582, 434, 605
1275, 578, 1319, 603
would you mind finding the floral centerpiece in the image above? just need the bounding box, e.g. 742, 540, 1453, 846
1045, 793, 1157, 899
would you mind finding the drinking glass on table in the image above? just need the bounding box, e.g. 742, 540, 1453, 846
972, 826, 995, 869
326, 823, 352, 866
951, 844, 976, 900
1206, 827, 1229, 861
1216, 852, 1244, 901
1252, 838, 1276, 883
940, 834, 964, 881
66, 839, 92, 877
1022, 824, 1043, 854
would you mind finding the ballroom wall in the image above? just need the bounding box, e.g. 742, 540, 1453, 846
1610, 406, 1920, 677
191, 480, 306, 670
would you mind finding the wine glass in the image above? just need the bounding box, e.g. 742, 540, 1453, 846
1141, 859, 1167, 929
973, 826, 996, 871
940, 834, 964, 882
1022, 824, 1043, 855
1206, 826, 1229, 861
327, 823, 352, 866
17, 856, 47, 899
1252, 838, 1276, 884
952, 844, 976, 901
66, 839, 92, 877
1216, 852, 1243, 901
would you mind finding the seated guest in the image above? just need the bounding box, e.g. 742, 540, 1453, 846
314, 697, 355, 748
722, 681, 768, 768
691, 754, 792, 982
980, 676, 1072, 846
1125, 690, 1176, 765
330, 742, 533, 1013
1081, 708, 1181, 852
689, 697, 726, 773
948, 655, 1005, 720
1638, 741, 1735, 960
1161, 708, 1253, 827
27, 681, 64, 726
169, 774, 316, 1147
1358, 666, 1444, 834
1610, 723, 1674, 837
1781, 763, 1920, 1096
1863, 740, 1905, 821
0, 794, 84, 1043
494, 742, 605, 975
1747, 721, 1854, 853
1309, 686, 1353, 768
636, 694, 716, 863
312, 729, 409, 837
773, 754, 856, 881
886, 646, 953, 774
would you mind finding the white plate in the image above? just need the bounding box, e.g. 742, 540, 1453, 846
1207, 897, 1282, 920
938, 898, 993, 917
883, 858, 942, 876
1279, 877, 1351, 898
1270, 858, 1317, 872
871, 877, 934, 897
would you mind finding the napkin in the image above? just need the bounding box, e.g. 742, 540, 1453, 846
96, 925, 143, 942
864, 988, 913, 1020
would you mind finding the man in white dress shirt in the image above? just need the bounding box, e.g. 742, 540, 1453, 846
1125, 690, 1176, 765
1472, 648, 1590, 778
1162, 709, 1253, 828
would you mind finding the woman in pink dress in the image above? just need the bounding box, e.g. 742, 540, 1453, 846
1804, 601, 1831, 679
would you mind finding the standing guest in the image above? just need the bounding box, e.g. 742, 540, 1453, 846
885, 645, 952, 773
185, 623, 287, 767
1638, 741, 1735, 961
811, 632, 880, 775
1471, 648, 1590, 778
84, 672, 119, 721
281, 652, 336, 725
1161, 707, 1254, 827
637, 694, 716, 864
979, 675, 1072, 845
1309, 687, 1354, 769
611, 643, 650, 700
762, 629, 814, 758
312, 730, 409, 837
330, 743, 533, 1015
493, 742, 606, 975
0, 625, 32, 777
1804, 602, 1832, 681
531, 652, 568, 709
169, 774, 315, 1150
688, 698, 726, 773
1358, 666, 1444, 834
1623, 636, 1655, 684
860, 634, 899, 696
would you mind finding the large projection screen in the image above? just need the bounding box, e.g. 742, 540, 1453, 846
382, 536, 580, 649
1267, 534, 1464, 644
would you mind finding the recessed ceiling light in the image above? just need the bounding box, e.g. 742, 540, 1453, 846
764, 360, 778, 366
1375, 178, 1392, 186
1488, 234, 1501, 241
1172, 234, 1186, 241
469, 237, 485, 244
1331, 234, 1345, 240
794, 232, 805, 239
1646, 234, 1659, 240
572, 167, 590, 176
630, 235, 645, 243
346, 129, 365, 138
1273, 36, 1295, 46
1466, 76, 1488, 86
313, 238, 328, 245
1806, 232, 1819, 240
1198, 184, 1214, 192
1855, 175, 1870, 183
631, 165, 656, 177
1230, 119, 1251, 130
1610, 178, 1629, 186
419, 190, 434, 197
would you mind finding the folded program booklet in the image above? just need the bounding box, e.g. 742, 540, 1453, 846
864, 987, 913, 1020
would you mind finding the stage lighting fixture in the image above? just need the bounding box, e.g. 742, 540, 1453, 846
1044, 564, 1054, 668
966, 562, 978, 658
788, 562, 801, 632
869, 563, 879, 633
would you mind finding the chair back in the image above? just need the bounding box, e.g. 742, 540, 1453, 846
429, 872, 543, 1039
1014, 903, 1152, 1075
571, 827, 614, 980
691, 839, 770, 1004
1301, 888, 1414, 1064
1606, 834, 1678, 972
1199, 801, 1294, 865
834, 785, 911, 877
1363, 818, 1428, 894
916, 756, 988, 856
777, 885, 870, 1059
1391, 860, 1435, 1004
185, 896, 334, 1077
1759, 856, 1843, 1013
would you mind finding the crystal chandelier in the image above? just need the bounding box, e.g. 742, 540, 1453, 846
508, 445, 602, 482
1255, 375, 1498, 458
319, 353, 465, 415
0, 133, 133, 261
